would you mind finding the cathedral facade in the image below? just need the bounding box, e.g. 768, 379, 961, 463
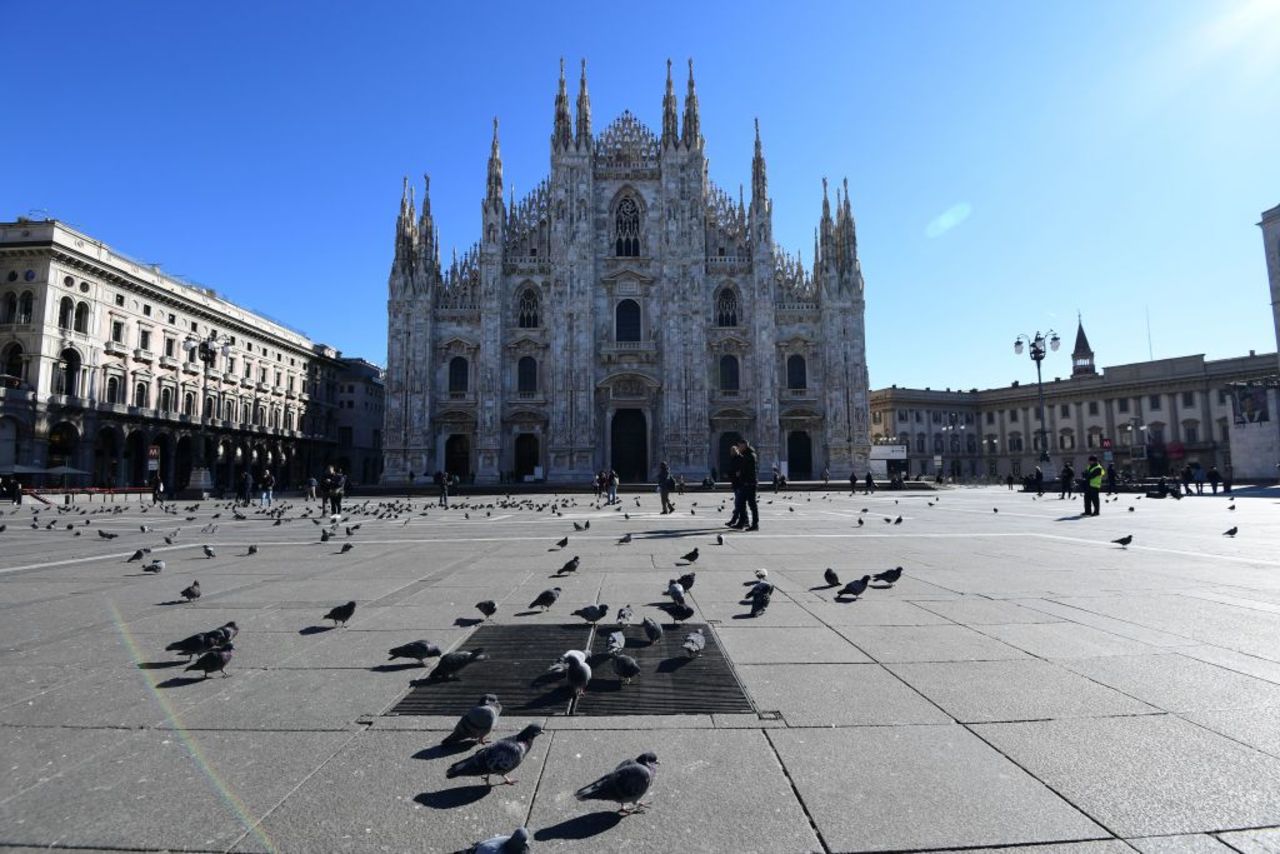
381, 60, 870, 485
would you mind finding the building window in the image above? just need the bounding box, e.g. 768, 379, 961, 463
1117, 398, 1130, 414
966, 433, 977, 453
58, 297, 74, 329
160, 387, 173, 411
134, 381, 149, 408
1, 293, 15, 323
111, 321, 125, 343
1059, 431, 1075, 450
1009, 433, 1024, 452
719, 354, 740, 391
448, 356, 469, 394
872, 410, 882, 424
105, 376, 120, 403
1009, 409, 1019, 422
1184, 424, 1198, 443
1149, 394, 1161, 410
1060, 403, 1070, 417
517, 287, 540, 328
114, 294, 124, 307
715, 288, 738, 327
786, 354, 807, 390
1182, 391, 1195, 407
614, 196, 641, 257
933, 435, 944, 453
898, 409, 907, 422
1088, 401, 1099, 415
915, 433, 925, 453
517, 356, 538, 393
338, 426, 353, 448
183, 392, 194, 415
139, 330, 151, 352
164, 337, 175, 357
74, 302, 89, 333
17, 292, 33, 324
931, 412, 941, 424
615, 299, 641, 342
985, 411, 994, 425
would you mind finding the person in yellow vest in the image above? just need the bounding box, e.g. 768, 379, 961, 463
1083, 455, 1104, 516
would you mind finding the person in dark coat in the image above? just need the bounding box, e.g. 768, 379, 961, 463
657, 461, 676, 514
726, 444, 744, 528
737, 440, 760, 530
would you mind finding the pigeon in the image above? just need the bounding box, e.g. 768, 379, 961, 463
185, 644, 234, 679
475, 600, 498, 620
529, 587, 561, 610
611, 653, 641, 684
574, 752, 660, 814
566, 654, 592, 695
663, 603, 695, 623
142, 560, 165, 574
616, 604, 634, 626
246, 544, 258, 556
617, 533, 632, 545
749, 583, 772, 617
893, 515, 903, 525
606, 630, 626, 655
446, 724, 543, 786
557, 556, 580, 575
166, 632, 215, 660
873, 566, 903, 585
676, 572, 696, 591
442, 694, 502, 745
433, 648, 488, 681
1112, 535, 1133, 549
1224, 527, 1238, 537
993, 508, 999, 514
340, 542, 354, 554
387, 639, 441, 665
98, 529, 118, 539
573, 522, 584, 531
665, 581, 686, 606
179, 579, 199, 600
584, 520, 590, 530
838, 575, 871, 599
202, 545, 215, 559
716, 533, 724, 545
755, 569, 768, 580
642, 617, 663, 644
1228, 503, 1236, 511
823, 567, 840, 587
324, 601, 357, 626
680, 547, 699, 564
127, 549, 146, 563
574, 603, 610, 624
320, 529, 331, 542
682, 628, 706, 658
857, 518, 864, 527
555, 536, 569, 548
469, 827, 531, 854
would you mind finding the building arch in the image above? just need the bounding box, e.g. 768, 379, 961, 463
48, 421, 80, 469
714, 285, 739, 327
2, 342, 24, 380
58, 296, 74, 330
54, 347, 82, 396
610, 187, 646, 257
515, 284, 541, 328
17, 292, 33, 324
615, 299, 641, 342
74, 301, 90, 333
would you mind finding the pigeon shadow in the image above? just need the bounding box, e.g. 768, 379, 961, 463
809, 584, 839, 591
411, 743, 470, 761
155, 675, 206, 688
513, 610, 541, 617
155, 599, 189, 606
534, 811, 623, 842
369, 662, 425, 673
834, 595, 861, 604
1054, 515, 1087, 522
869, 583, 896, 590
732, 612, 762, 620
299, 625, 335, 635
656, 656, 693, 673
137, 660, 186, 670
530, 670, 567, 688
453, 617, 483, 627
414, 785, 492, 809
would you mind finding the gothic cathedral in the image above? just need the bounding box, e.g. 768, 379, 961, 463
382, 60, 871, 485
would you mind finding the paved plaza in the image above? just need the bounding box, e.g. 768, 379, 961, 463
2, 484, 1280, 853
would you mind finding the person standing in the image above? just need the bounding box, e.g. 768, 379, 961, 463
1193, 464, 1205, 495
259, 468, 275, 507
1208, 465, 1221, 494
1083, 455, 1104, 516
727, 444, 744, 528
1033, 466, 1044, 496
1106, 464, 1117, 494
1058, 463, 1075, 500
1181, 464, 1194, 496
438, 470, 450, 508
865, 471, 875, 494
849, 471, 858, 495
239, 470, 253, 507
822, 467, 830, 487
658, 461, 676, 514
305, 475, 317, 502
149, 472, 164, 505
606, 469, 619, 505
330, 468, 346, 516
739, 440, 760, 530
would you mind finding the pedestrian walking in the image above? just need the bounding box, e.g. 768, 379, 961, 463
592, 471, 602, 501
739, 440, 760, 530
305, 475, 317, 502
771, 464, 781, 494
438, 470, 450, 508
606, 469, 619, 505
1005, 473, 1014, 490
320, 465, 337, 514
1083, 455, 1104, 517
239, 470, 253, 507
1193, 464, 1205, 495
849, 471, 858, 495
149, 472, 165, 505
727, 444, 744, 527
1058, 463, 1075, 499
1033, 466, 1044, 496
865, 472, 875, 494
1207, 465, 1221, 494
658, 461, 676, 514
330, 468, 346, 515
676, 474, 686, 495
1181, 464, 1194, 496
259, 469, 275, 507
1106, 464, 1117, 494
822, 467, 830, 487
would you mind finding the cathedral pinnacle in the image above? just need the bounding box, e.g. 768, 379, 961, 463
485, 117, 504, 212
681, 58, 701, 150
751, 117, 768, 205
575, 58, 592, 150
662, 59, 679, 148
553, 58, 573, 152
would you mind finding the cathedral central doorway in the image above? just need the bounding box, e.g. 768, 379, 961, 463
787, 431, 813, 480
445, 434, 471, 479
514, 433, 539, 481
610, 409, 648, 483
717, 431, 743, 478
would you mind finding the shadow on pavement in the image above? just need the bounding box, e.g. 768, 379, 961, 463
414, 785, 491, 809
534, 811, 623, 841
412, 743, 470, 761
298, 625, 334, 635
137, 660, 185, 670
155, 675, 206, 689
369, 662, 424, 673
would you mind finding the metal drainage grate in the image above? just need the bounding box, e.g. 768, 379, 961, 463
387, 624, 585, 716
575, 623, 753, 716
386, 623, 754, 717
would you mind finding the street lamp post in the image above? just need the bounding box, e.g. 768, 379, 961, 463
182, 332, 231, 497
1013, 330, 1061, 465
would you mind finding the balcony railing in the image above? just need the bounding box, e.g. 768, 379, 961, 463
602, 341, 657, 353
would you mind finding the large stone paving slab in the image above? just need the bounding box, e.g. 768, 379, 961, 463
972, 716, 1280, 836
887, 659, 1157, 722
0, 726, 139, 802
524, 728, 821, 853
737, 663, 951, 725
976, 621, 1165, 659
769, 726, 1105, 851
1127, 835, 1239, 854
1059, 653, 1280, 712
835, 624, 1029, 662
714, 626, 871, 663
0, 729, 353, 851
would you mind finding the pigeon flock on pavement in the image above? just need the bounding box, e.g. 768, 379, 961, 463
0, 475, 1242, 852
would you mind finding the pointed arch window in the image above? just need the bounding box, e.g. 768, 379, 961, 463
715, 288, 739, 327
517, 356, 537, 394
786, 354, 807, 390
448, 356, 469, 394
615, 299, 641, 342
719, 354, 740, 392
517, 287, 540, 328
614, 197, 640, 257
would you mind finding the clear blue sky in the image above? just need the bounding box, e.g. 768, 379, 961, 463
5, 1, 1278, 390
